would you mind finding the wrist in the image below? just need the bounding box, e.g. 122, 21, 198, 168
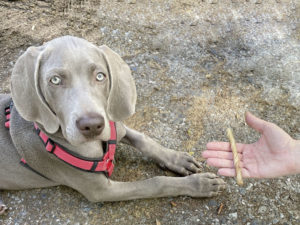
289, 139, 300, 175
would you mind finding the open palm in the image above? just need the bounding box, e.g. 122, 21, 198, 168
202, 112, 297, 178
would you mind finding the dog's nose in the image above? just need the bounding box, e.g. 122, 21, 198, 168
76, 113, 104, 137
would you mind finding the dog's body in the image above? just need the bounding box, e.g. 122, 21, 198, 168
0, 36, 225, 213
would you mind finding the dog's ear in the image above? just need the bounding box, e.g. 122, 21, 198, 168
98, 45, 137, 121
10, 45, 59, 133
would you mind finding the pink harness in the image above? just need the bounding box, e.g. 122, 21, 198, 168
5, 102, 117, 177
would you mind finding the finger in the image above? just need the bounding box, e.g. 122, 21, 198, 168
218, 168, 251, 178
206, 142, 244, 153
207, 158, 244, 168
245, 112, 268, 133
202, 150, 242, 160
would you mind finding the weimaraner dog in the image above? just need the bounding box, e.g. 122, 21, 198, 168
0, 36, 225, 214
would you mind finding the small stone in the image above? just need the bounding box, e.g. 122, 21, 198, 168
258, 206, 267, 214
152, 39, 163, 50
208, 200, 217, 207
251, 219, 260, 225
170, 201, 177, 207
127, 0, 136, 4
240, 188, 246, 196
246, 183, 253, 190
206, 74, 212, 79
212, 218, 219, 224
229, 212, 238, 220
190, 20, 198, 26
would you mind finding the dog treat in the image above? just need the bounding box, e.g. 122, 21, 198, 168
226, 128, 243, 186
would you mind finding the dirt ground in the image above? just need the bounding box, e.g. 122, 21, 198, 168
0, 0, 299, 224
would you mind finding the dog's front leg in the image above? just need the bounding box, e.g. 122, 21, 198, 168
83, 173, 225, 202
0, 195, 7, 215
122, 126, 202, 175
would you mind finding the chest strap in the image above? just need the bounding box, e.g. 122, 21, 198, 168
5, 101, 117, 177
34, 122, 116, 177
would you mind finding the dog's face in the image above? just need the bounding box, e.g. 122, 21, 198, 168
11, 36, 137, 145
39, 45, 111, 145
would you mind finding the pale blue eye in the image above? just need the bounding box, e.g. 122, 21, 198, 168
96, 72, 106, 81
50, 76, 61, 85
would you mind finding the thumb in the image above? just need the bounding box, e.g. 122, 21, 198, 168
245, 112, 268, 133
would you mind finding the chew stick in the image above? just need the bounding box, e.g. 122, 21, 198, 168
226, 128, 243, 186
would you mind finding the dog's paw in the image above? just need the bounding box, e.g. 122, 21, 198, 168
159, 149, 202, 176
186, 173, 227, 197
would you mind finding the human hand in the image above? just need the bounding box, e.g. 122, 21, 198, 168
202, 112, 300, 178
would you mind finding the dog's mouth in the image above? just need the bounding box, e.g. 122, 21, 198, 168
63, 114, 111, 146
64, 128, 106, 146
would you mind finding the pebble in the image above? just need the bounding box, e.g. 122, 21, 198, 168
208, 200, 217, 207
240, 188, 247, 196
246, 183, 253, 190
228, 212, 238, 220
127, 0, 136, 4
258, 206, 267, 214
251, 219, 260, 225
152, 39, 163, 51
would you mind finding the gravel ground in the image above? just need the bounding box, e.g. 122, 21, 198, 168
0, 0, 299, 224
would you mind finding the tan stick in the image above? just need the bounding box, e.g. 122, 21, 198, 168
226, 128, 243, 186
217, 203, 224, 215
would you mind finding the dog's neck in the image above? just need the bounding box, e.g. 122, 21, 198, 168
43, 128, 105, 159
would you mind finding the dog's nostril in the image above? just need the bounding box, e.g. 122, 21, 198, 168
76, 113, 105, 137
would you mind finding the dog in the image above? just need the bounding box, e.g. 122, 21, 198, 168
0, 36, 225, 214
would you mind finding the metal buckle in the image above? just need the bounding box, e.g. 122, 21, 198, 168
45, 139, 56, 153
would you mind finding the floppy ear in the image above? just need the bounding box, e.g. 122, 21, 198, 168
98, 45, 137, 121
10, 45, 59, 133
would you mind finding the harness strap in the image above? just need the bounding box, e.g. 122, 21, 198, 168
5, 100, 117, 178
34, 121, 117, 176
20, 158, 50, 180
4, 101, 13, 128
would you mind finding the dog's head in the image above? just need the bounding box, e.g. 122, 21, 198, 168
11, 36, 136, 145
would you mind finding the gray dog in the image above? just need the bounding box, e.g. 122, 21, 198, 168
0, 36, 225, 214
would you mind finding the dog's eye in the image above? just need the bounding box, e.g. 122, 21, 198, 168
96, 72, 106, 82
50, 76, 62, 85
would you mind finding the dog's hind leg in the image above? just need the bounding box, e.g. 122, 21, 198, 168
0, 194, 7, 215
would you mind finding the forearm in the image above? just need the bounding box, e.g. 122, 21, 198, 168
122, 126, 166, 160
